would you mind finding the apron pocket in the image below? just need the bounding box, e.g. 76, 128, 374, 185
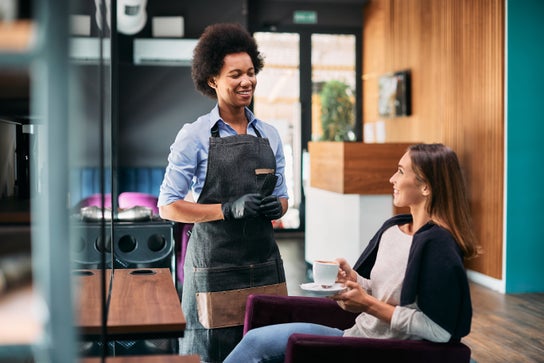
196, 282, 287, 329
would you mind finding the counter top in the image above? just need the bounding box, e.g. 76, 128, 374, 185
309, 142, 413, 194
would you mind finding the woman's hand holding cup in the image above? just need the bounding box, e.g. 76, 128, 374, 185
335, 258, 357, 284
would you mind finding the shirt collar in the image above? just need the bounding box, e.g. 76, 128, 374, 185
208, 104, 259, 130
208, 104, 222, 129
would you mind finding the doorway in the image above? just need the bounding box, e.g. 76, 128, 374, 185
253, 30, 359, 232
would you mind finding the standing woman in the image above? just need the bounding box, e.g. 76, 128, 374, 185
158, 23, 289, 362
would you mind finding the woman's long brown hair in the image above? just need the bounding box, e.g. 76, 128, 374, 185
409, 144, 480, 259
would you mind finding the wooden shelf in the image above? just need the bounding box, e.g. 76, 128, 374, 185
0, 20, 35, 52
308, 142, 412, 194
0, 199, 30, 224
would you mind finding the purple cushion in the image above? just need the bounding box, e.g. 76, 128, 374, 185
285, 334, 471, 363
243, 294, 357, 335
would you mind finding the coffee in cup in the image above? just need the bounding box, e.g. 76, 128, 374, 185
313, 260, 339, 288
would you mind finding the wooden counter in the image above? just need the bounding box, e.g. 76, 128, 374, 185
308, 142, 412, 194
74, 269, 111, 336
107, 268, 185, 338
0, 199, 30, 224
76, 268, 185, 340
305, 142, 413, 265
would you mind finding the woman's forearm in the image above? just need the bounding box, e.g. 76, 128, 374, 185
159, 199, 224, 223
392, 305, 451, 342
362, 294, 395, 324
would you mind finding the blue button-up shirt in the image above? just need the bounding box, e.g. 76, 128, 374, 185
158, 105, 289, 206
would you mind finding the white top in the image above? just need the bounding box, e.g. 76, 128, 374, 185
343, 225, 451, 342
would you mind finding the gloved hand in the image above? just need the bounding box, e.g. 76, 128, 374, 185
222, 193, 262, 220
259, 195, 283, 220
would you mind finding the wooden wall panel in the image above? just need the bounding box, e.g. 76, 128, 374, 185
362, 0, 504, 278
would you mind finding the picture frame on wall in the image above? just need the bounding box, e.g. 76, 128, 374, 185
378, 70, 411, 118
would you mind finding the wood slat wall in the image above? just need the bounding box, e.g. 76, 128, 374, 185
362, 0, 504, 278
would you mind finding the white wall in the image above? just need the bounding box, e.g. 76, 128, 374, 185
305, 186, 393, 266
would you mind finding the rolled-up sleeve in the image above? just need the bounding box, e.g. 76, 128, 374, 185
158, 125, 200, 207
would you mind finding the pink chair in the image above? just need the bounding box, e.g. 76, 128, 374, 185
244, 294, 472, 363
80, 192, 194, 289
118, 192, 159, 215
116, 192, 194, 288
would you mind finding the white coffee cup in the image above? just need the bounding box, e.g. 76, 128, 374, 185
313, 260, 339, 288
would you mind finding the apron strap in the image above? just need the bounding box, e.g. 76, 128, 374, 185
211, 122, 220, 137
211, 121, 262, 138
252, 124, 262, 138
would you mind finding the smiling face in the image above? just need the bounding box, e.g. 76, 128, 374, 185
389, 151, 430, 210
208, 52, 256, 110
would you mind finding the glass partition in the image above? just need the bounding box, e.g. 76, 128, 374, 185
0, 1, 78, 361
68, 0, 114, 359
68, 1, 177, 358
0, 0, 85, 361
2, 0, 179, 361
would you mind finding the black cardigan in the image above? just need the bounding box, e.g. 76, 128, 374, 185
353, 214, 472, 341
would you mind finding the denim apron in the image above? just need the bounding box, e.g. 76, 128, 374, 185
179, 123, 287, 363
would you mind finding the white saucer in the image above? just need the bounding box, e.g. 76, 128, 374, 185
300, 282, 346, 296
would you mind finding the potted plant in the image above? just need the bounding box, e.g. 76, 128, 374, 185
319, 80, 355, 141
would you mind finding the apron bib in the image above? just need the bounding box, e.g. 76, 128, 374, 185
180, 123, 287, 363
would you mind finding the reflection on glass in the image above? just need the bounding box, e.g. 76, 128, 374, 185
68, 0, 113, 358
68, 45, 113, 267
254, 32, 301, 230
311, 34, 356, 142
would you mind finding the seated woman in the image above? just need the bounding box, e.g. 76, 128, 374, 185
224, 143, 480, 363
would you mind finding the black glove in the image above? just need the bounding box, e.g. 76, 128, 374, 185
222, 193, 262, 220
259, 195, 283, 220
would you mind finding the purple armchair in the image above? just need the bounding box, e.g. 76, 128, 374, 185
243, 294, 472, 363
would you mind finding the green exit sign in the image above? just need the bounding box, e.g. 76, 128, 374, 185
293, 10, 318, 24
